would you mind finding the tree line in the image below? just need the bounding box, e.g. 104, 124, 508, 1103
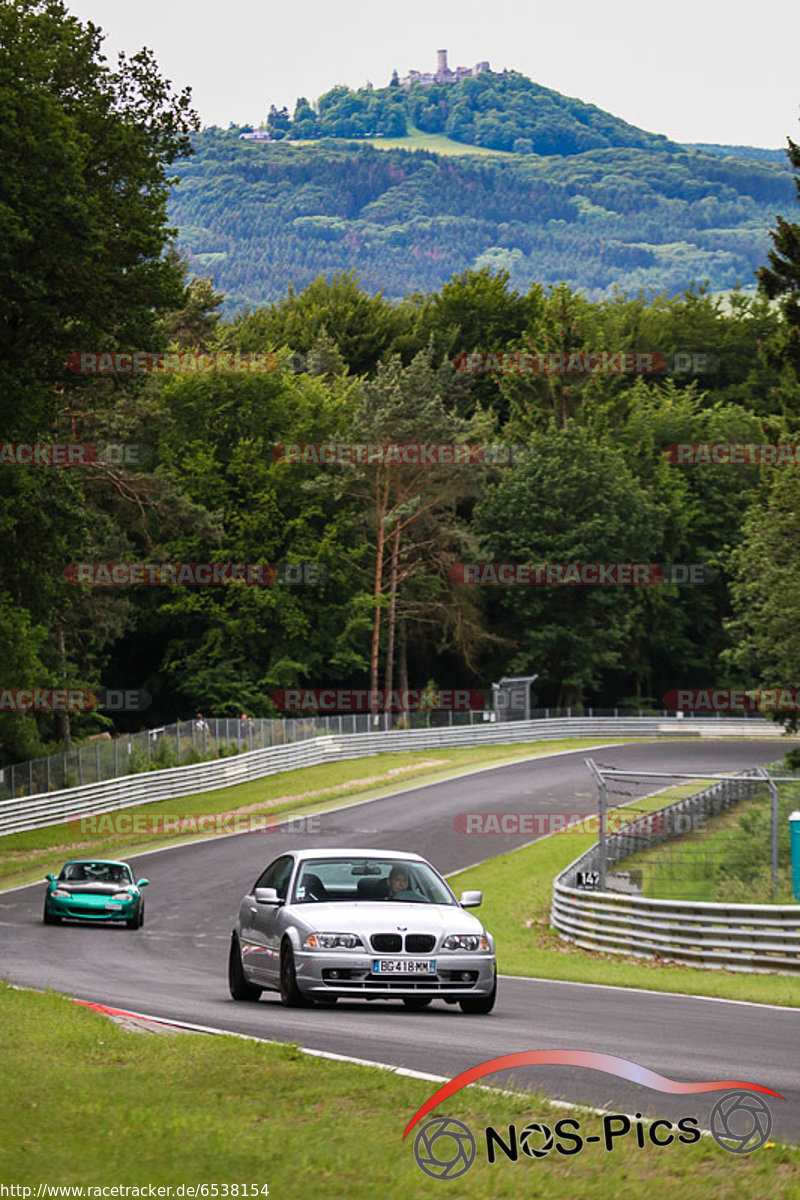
2, 0, 799, 767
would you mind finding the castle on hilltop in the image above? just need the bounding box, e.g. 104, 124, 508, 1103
394, 49, 490, 89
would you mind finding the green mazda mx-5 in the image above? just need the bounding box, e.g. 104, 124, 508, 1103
43, 859, 149, 929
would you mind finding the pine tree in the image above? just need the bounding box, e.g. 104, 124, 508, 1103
758, 134, 800, 374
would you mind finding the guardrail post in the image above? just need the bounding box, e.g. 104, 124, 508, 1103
757, 766, 780, 900
585, 758, 607, 889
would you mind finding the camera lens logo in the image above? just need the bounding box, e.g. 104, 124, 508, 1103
519, 1122, 555, 1157
710, 1091, 773, 1154
413, 1117, 476, 1179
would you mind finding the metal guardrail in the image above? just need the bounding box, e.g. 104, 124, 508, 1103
0, 706, 776, 801
551, 773, 800, 973
0, 710, 490, 802
0, 716, 790, 837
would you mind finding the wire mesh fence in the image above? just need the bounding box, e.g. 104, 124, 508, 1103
578, 763, 800, 904
0, 705, 784, 802
0, 708, 492, 801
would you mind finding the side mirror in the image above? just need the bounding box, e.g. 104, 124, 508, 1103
254, 886, 281, 905
460, 890, 483, 908
136, 879, 149, 888
45, 874, 55, 883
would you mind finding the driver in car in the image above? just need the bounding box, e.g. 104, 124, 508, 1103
386, 865, 417, 900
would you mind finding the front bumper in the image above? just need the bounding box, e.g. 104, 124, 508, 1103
294, 950, 496, 998
47, 897, 136, 922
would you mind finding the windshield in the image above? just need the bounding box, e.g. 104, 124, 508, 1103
59, 862, 132, 885
291, 857, 456, 905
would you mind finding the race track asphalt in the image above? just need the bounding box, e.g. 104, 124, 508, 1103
2, 739, 797, 1140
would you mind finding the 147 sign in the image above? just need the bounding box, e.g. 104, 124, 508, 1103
576, 870, 600, 889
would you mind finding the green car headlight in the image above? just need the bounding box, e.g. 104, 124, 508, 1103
112, 892, 135, 903
50, 889, 70, 899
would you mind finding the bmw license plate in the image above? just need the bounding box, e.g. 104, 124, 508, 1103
371, 959, 435, 975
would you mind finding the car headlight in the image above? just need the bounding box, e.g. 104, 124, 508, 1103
303, 933, 364, 950
112, 892, 134, 902
50, 889, 70, 899
442, 934, 490, 951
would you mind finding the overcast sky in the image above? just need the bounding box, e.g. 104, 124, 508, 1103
67, 0, 797, 148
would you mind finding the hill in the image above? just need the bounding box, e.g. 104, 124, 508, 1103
682, 143, 787, 163
168, 130, 794, 312
264, 71, 680, 157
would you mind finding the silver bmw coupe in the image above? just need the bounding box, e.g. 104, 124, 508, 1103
229, 848, 497, 1012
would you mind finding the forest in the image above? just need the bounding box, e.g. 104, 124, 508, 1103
2, 0, 800, 768
168, 132, 793, 310
265, 72, 680, 154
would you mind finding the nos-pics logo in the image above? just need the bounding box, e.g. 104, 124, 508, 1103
414, 1117, 476, 1180
405, 1052, 781, 1179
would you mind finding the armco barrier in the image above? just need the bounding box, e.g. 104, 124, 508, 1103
551, 773, 800, 974
0, 716, 789, 837
550, 888, 800, 974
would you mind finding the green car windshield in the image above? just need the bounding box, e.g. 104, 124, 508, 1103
292, 858, 456, 904
59, 862, 132, 884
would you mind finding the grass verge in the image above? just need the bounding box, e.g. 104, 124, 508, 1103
613, 793, 795, 904
289, 124, 514, 156
0, 739, 632, 892
0, 984, 795, 1192
449, 784, 800, 1007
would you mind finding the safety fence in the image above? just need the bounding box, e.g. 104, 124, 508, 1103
0, 715, 789, 837
0, 707, 775, 801
551, 772, 800, 973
